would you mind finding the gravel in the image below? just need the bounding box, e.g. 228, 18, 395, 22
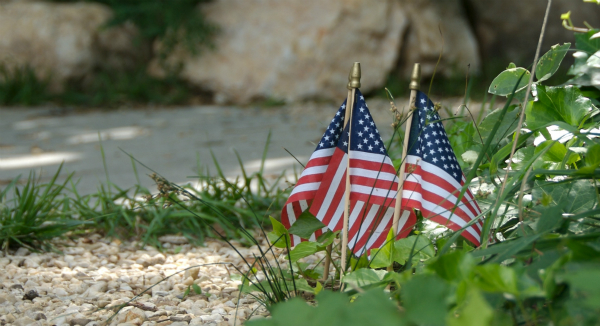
0, 234, 285, 326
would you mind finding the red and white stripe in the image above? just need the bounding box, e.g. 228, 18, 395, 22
401, 155, 483, 245
281, 148, 334, 246
308, 148, 415, 255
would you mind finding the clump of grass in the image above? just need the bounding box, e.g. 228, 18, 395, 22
0, 64, 50, 106
0, 164, 90, 252
58, 67, 199, 107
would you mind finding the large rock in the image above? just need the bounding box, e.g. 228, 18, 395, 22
466, 0, 600, 65
398, 0, 481, 78
156, 0, 408, 104
0, 1, 141, 91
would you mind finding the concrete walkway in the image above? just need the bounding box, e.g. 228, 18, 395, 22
1, 99, 404, 196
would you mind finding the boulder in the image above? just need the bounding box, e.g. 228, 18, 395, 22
0, 1, 141, 91
153, 0, 408, 104
398, 0, 480, 78
465, 0, 600, 65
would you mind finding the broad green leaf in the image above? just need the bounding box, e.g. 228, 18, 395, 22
246, 298, 311, 326
369, 228, 396, 269
560, 265, 600, 309
447, 286, 494, 326
575, 29, 600, 54
511, 146, 536, 171
474, 264, 519, 295
536, 43, 571, 82
532, 180, 597, 215
288, 210, 326, 239
342, 269, 388, 288
428, 251, 475, 282
477, 105, 519, 150
402, 274, 450, 326
488, 67, 530, 96
525, 85, 597, 129
316, 230, 338, 246
394, 235, 435, 265
314, 281, 323, 295
490, 132, 532, 174
268, 216, 291, 248
585, 143, 600, 168
289, 241, 320, 263
248, 289, 404, 326
535, 140, 580, 164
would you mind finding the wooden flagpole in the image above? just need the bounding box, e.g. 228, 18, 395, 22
392, 63, 421, 235
340, 62, 361, 280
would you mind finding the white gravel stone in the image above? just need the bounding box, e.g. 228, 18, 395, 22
0, 234, 274, 325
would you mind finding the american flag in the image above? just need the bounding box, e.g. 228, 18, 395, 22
279, 99, 347, 245
281, 90, 414, 255
402, 90, 483, 246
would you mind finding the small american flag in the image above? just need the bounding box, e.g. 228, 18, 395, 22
282, 90, 414, 255
402, 91, 483, 245
280, 100, 347, 245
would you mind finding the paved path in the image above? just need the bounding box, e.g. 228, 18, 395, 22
1, 99, 404, 196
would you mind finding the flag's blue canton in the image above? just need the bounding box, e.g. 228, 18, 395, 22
317, 99, 347, 150
337, 90, 387, 155
407, 91, 462, 183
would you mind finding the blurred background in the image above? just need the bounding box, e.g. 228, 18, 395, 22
1, 0, 600, 195
1, 0, 599, 107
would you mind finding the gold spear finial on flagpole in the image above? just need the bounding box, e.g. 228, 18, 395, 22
347, 62, 361, 89
392, 63, 421, 240
409, 63, 421, 90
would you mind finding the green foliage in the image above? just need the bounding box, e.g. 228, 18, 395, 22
0, 64, 50, 106
59, 67, 197, 107
246, 289, 405, 326
0, 164, 90, 251
54, 0, 218, 61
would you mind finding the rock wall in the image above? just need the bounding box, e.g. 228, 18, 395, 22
153, 0, 408, 104
0, 1, 140, 92
2, 0, 599, 102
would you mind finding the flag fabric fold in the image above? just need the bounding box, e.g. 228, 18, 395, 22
401, 90, 484, 246
281, 90, 414, 255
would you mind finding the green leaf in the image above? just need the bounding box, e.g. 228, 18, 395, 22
243, 277, 314, 294
585, 143, 600, 168
394, 235, 435, 265
532, 180, 597, 215
536, 43, 571, 82
246, 289, 406, 326
402, 274, 450, 326
477, 105, 519, 150
560, 265, 600, 309
535, 140, 579, 164
342, 269, 388, 288
314, 281, 323, 295
192, 283, 202, 295
316, 230, 338, 246
490, 132, 532, 174
288, 210, 326, 239
575, 30, 600, 54
369, 228, 396, 269
474, 264, 519, 295
488, 67, 530, 96
525, 85, 597, 129
268, 216, 291, 249
447, 286, 494, 326
289, 241, 320, 263
428, 251, 475, 282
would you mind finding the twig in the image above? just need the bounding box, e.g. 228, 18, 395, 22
497, 0, 552, 224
